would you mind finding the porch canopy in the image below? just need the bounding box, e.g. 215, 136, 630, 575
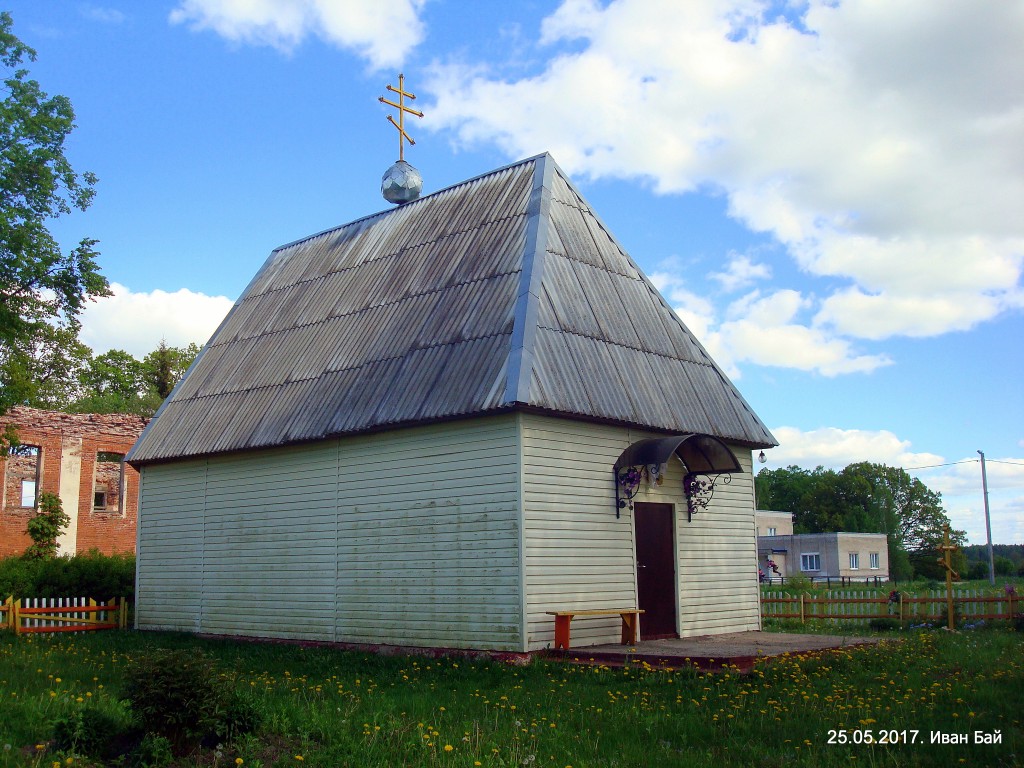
613, 433, 741, 475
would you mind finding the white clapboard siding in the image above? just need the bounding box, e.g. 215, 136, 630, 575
137, 416, 523, 649
675, 450, 760, 636
520, 415, 639, 649
334, 417, 522, 650
519, 413, 760, 650
136, 460, 208, 632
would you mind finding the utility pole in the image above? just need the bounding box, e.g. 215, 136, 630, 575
978, 450, 994, 585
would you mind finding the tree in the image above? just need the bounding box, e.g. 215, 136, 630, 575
17, 325, 92, 408
0, 11, 108, 417
755, 460, 966, 579
24, 491, 70, 559
755, 466, 817, 518
142, 341, 200, 399
68, 342, 200, 416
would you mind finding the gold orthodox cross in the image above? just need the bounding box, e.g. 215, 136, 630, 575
379, 73, 424, 162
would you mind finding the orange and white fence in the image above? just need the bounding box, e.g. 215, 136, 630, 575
761, 588, 1019, 624
0, 596, 127, 634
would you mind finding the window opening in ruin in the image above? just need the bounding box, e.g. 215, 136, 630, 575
94, 451, 126, 513
22, 479, 37, 507
5, 444, 41, 510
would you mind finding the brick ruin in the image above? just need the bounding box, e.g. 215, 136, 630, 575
1, 407, 148, 558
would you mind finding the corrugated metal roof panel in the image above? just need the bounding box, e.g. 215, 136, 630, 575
568, 259, 644, 350
536, 253, 601, 337
548, 199, 609, 273
603, 344, 677, 428
648, 354, 717, 436
609, 276, 678, 358
129, 153, 775, 465
563, 333, 638, 423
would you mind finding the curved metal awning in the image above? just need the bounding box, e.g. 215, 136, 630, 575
613, 434, 742, 475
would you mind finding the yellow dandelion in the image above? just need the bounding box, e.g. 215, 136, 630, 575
444, 744, 454, 752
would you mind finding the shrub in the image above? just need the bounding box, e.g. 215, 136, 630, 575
0, 551, 135, 600
133, 734, 174, 768
868, 618, 902, 632
24, 492, 69, 559
34, 551, 136, 600
0, 556, 40, 597
52, 705, 138, 761
122, 648, 260, 753
783, 574, 813, 594
994, 555, 1016, 576
967, 560, 989, 581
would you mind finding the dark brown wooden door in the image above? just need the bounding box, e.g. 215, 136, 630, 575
635, 502, 677, 640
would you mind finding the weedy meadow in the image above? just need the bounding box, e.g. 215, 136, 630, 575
0, 628, 1020, 767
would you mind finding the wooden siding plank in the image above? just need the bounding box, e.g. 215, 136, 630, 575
519, 413, 760, 650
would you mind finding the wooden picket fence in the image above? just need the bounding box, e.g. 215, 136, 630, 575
0, 596, 127, 635
761, 588, 1019, 624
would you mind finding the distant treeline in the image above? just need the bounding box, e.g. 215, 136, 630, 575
963, 544, 1024, 564
961, 544, 1024, 579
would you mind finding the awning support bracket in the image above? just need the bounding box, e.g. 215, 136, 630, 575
613, 434, 741, 520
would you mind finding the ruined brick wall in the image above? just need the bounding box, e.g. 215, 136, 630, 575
0, 407, 147, 557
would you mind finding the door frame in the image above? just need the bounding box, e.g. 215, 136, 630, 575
633, 501, 679, 640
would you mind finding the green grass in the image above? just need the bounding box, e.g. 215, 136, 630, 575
1, 628, 1021, 767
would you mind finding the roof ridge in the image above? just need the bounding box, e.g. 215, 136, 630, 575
502, 154, 557, 405
271, 153, 552, 255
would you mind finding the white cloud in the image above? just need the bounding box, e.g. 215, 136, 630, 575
428, 0, 1024, 341
764, 426, 942, 470
651, 274, 892, 376
169, 0, 426, 69
79, 282, 233, 358
717, 317, 891, 376
709, 253, 770, 292
80, 5, 127, 24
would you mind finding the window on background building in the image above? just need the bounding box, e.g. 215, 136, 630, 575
6, 444, 41, 509
93, 451, 125, 513
849, 553, 860, 569
870, 552, 880, 569
767, 527, 777, 536
800, 553, 820, 571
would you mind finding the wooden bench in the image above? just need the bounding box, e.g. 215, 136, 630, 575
546, 608, 644, 650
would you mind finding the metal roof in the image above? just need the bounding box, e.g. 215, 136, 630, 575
128, 153, 775, 465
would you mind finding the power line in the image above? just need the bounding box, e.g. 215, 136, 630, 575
903, 459, 977, 470
988, 459, 1024, 467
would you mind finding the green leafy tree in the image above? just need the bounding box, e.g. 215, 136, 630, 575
142, 340, 200, 399
755, 466, 817, 517
0, 12, 108, 417
24, 491, 70, 559
68, 342, 200, 416
994, 555, 1015, 576
755, 461, 966, 579
18, 326, 91, 408
71, 348, 160, 415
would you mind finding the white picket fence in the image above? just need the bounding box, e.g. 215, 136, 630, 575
1, 596, 127, 634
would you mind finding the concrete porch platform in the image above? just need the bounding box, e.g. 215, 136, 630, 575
544, 631, 885, 672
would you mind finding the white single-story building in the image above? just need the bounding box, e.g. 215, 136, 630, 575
755, 510, 889, 583
128, 154, 777, 652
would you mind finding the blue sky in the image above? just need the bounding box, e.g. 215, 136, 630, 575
8, 1, 1023, 544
